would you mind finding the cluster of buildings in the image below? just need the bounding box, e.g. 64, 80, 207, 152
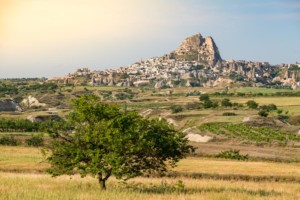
47, 57, 300, 89
47, 33, 300, 89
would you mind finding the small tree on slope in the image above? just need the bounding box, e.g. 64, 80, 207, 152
45, 95, 194, 190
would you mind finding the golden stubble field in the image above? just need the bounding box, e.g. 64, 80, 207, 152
0, 146, 299, 200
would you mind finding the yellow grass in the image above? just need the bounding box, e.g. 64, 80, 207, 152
231, 97, 300, 107
0, 146, 300, 199
0, 172, 299, 200
174, 157, 300, 177
1, 146, 300, 178
0, 146, 48, 172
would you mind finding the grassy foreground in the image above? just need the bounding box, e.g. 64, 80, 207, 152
0, 146, 300, 199
0, 172, 299, 200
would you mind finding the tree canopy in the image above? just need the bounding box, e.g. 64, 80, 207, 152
45, 95, 194, 190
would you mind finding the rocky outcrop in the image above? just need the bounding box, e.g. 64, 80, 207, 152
0, 99, 22, 112
171, 34, 222, 66
20, 96, 47, 109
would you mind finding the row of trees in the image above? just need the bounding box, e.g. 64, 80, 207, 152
170, 94, 285, 119
199, 94, 241, 109
0, 135, 43, 147
0, 118, 66, 132
212, 90, 300, 97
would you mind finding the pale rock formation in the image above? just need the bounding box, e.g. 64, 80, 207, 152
213, 77, 233, 87
183, 126, 212, 143
172, 33, 222, 66
133, 80, 150, 87
185, 80, 192, 87
20, 96, 46, 108
107, 79, 115, 86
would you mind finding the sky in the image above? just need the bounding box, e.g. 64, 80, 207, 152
0, 0, 299, 78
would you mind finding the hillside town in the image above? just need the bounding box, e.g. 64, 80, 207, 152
48, 34, 300, 89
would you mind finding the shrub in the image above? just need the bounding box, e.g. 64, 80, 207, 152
0, 136, 19, 146
258, 110, 269, 117
25, 135, 44, 147
222, 112, 236, 116
170, 105, 184, 113
221, 98, 232, 107
267, 104, 277, 111
199, 94, 209, 101
215, 150, 248, 160
278, 115, 289, 120
203, 100, 218, 109
246, 100, 258, 109
260, 104, 277, 111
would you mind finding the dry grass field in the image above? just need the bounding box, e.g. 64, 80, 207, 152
0, 146, 299, 200
1, 172, 299, 200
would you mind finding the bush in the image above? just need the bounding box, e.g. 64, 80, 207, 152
199, 94, 209, 101
25, 135, 44, 147
215, 150, 248, 160
221, 98, 232, 107
259, 104, 277, 111
222, 112, 236, 116
203, 100, 218, 109
246, 100, 258, 109
170, 105, 184, 113
267, 104, 277, 111
258, 110, 269, 117
277, 109, 283, 114
278, 115, 289, 120
0, 136, 19, 146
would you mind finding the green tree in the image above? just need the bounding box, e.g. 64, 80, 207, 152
199, 94, 210, 101
258, 110, 268, 117
170, 105, 184, 113
45, 95, 194, 190
26, 134, 44, 147
246, 100, 258, 109
203, 100, 218, 109
221, 98, 232, 107
259, 104, 277, 111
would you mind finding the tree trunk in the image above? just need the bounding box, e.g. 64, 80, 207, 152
98, 171, 111, 190
99, 178, 106, 190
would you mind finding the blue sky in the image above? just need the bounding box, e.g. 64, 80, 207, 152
0, 0, 299, 78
